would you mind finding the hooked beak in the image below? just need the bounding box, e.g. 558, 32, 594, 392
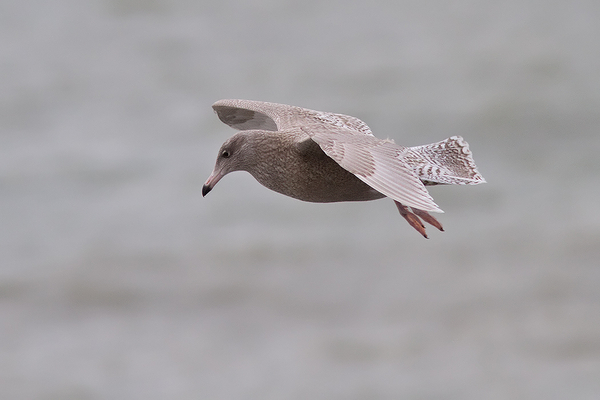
202, 169, 223, 197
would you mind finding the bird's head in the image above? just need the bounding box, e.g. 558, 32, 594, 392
202, 132, 254, 197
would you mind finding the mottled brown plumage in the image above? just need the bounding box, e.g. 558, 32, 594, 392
203, 99, 486, 238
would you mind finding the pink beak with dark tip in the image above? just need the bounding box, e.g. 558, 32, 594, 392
202, 170, 223, 197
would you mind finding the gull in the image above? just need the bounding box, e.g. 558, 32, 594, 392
203, 99, 486, 238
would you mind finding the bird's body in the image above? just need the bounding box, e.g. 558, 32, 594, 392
203, 99, 486, 238
225, 129, 385, 203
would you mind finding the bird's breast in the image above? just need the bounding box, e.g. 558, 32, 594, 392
249, 146, 384, 203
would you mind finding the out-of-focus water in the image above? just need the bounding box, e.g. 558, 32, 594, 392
2, 0, 599, 398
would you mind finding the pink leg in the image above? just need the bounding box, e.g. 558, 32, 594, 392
413, 208, 444, 232
394, 201, 428, 238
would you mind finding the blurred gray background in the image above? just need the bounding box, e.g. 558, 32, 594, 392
2, 0, 599, 399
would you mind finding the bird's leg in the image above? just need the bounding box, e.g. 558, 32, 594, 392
412, 208, 444, 232
394, 201, 428, 238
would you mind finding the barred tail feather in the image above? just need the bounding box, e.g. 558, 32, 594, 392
407, 136, 486, 185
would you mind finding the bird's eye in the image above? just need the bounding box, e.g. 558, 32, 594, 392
221, 150, 231, 158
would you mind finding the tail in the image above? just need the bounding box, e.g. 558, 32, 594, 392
407, 136, 486, 185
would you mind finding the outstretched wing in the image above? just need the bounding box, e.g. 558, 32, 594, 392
302, 126, 443, 213
212, 99, 373, 136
